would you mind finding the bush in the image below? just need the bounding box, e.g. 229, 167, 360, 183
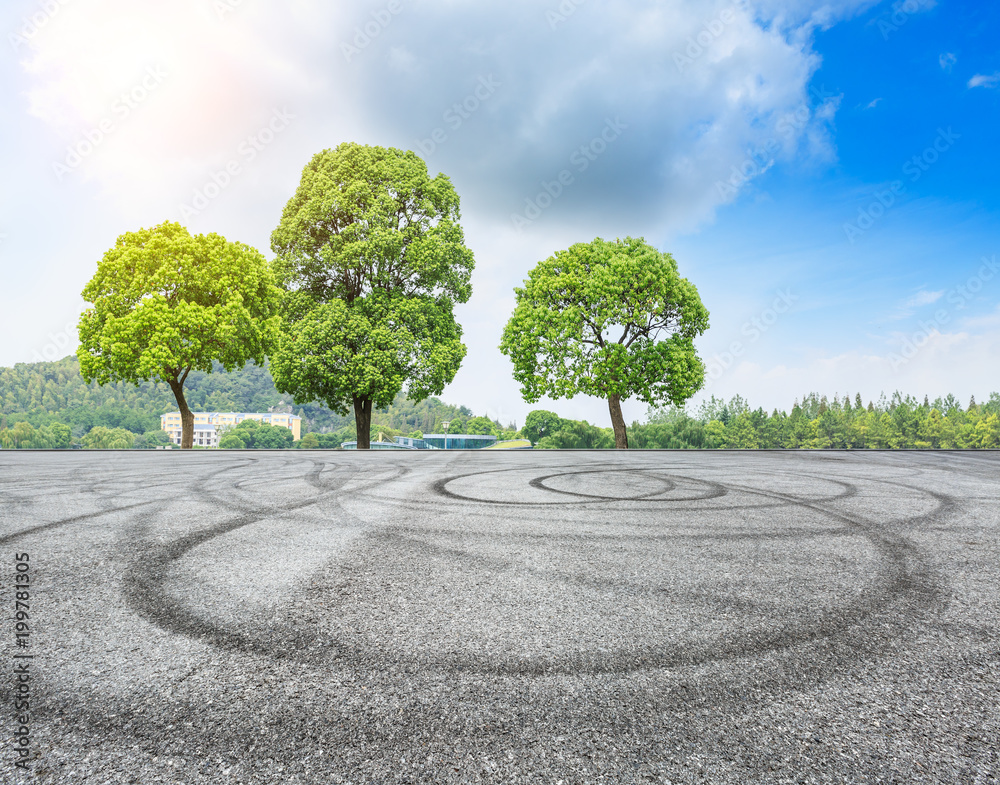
219, 433, 246, 449
536, 421, 613, 449
230, 419, 294, 449
522, 410, 564, 445
133, 429, 172, 449
81, 426, 135, 449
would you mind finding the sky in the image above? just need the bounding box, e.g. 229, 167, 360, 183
1, 0, 998, 428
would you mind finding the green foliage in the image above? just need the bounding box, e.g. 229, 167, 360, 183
521, 408, 613, 449
270, 143, 475, 449
50, 422, 72, 449
629, 418, 709, 449
0, 354, 349, 436
81, 426, 135, 449
0, 422, 56, 449
536, 420, 614, 449
271, 290, 467, 421
500, 236, 708, 404
298, 432, 320, 449
499, 236, 708, 448
312, 431, 352, 449
132, 430, 172, 449
633, 391, 1000, 449
463, 416, 498, 436
230, 419, 294, 449
521, 410, 564, 445
219, 433, 245, 450
77, 221, 282, 448
0, 356, 507, 450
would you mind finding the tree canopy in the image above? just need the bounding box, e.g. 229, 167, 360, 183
77, 222, 281, 448
270, 143, 475, 448
499, 237, 709, 448
224, 418, 295, 449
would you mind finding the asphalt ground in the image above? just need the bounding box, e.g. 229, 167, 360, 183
0, 449, 997, 784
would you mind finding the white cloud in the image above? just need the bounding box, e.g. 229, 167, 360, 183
939, 52, 957, 71
968, 72, 1000, 89
12, 0, 848, 238
865, 97, 882, 109
751, 0, 882, 34
877, 289, 945, 322
18, 1, 344, 218
902, 289, 944, 308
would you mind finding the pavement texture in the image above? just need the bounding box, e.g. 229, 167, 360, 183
0, 449, 998, 784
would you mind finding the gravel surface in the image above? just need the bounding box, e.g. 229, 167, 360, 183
1, 449, 997, 783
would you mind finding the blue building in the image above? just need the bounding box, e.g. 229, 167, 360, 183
420, 433, 497, 449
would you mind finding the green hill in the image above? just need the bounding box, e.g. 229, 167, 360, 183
0, 355, 513, 446
4, 356, 998, 450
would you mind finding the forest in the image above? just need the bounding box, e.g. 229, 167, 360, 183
0, 356, 509, 449
1, 356, 998, 449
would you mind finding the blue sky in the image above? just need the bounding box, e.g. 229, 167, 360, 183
1, 0, 998, 427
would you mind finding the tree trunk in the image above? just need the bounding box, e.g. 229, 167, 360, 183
167, 377, 194, 450
353, 396, 373, 449
608, 394, 628, 449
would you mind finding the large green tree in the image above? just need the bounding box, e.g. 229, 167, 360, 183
270, 143, 474, 449
77, 222, 281, 449
500, 237, 708, 448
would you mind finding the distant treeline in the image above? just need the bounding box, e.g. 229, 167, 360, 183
1, 356, 998, 449
0, 356, 511, 449
507, 391, 1000, 449
630, 392, 1000, 449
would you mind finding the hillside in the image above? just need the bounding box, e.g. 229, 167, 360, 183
3, 356, 999, 450
0, 355, 506, 440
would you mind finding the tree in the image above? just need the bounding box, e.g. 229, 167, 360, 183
81, 426, 135, 449
724, 413, 760, 449
521, 410, 564, 445
77, 222, 281, 449
50, 422, 72, 449
464, 416, 498, 436
231, 419, 294, 449
219, 433, 246, 449
500, 237, 708, 448
134, 429, 172, 449
537, 420, 614, 449
298, 432, 320, 449
270, 143, 475, 449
